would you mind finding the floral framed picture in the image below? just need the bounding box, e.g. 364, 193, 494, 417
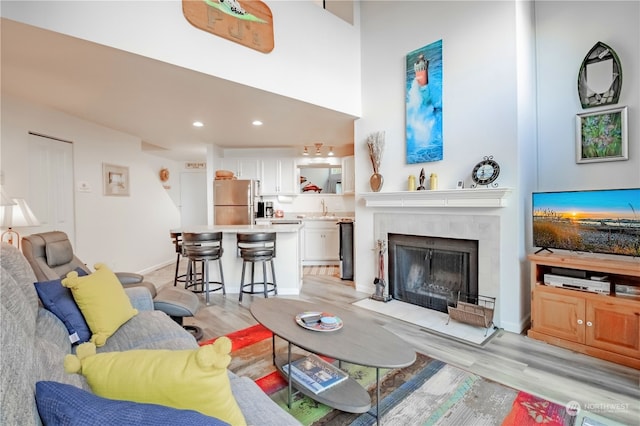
576, 106, 628, 163
103, 163, 130, 196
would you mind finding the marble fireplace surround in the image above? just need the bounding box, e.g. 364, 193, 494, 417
375, 212, 500, 303
364, 189, 512, 326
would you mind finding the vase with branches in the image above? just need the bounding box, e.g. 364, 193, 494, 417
367, 131, 385, 191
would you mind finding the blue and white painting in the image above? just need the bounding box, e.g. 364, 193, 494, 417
406, 39, 443, 164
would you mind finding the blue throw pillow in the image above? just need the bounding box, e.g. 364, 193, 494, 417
34, 268, 91, 344
35, 381, 230, 426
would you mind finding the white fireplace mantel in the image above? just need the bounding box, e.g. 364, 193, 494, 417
361, 188, 513, 208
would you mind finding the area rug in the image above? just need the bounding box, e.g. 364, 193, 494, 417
303, 265, 339, 277
201, 325, 614, 426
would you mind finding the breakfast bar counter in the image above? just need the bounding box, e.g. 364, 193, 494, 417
171, 224, 303, 296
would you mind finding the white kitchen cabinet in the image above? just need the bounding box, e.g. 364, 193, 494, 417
218, 158, 260, 180
261, 159, 296, 195
341, 155, 355, 194
279, 160, 296, 193
303, 220, 340, 265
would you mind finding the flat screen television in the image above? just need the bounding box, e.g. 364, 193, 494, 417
532, 188, 640, 257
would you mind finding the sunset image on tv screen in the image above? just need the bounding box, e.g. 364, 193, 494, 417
532, 188, 640, 256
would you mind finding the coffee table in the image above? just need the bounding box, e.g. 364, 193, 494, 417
250, 298, 416, 425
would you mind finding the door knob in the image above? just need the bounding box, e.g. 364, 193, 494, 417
586, 321, 593, 327
577, 319, 583, 324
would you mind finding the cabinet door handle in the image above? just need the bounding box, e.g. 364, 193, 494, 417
586, 321, 593, 327
577, 319, 583, 325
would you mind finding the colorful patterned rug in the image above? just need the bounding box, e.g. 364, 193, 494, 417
201, 325, 612, 426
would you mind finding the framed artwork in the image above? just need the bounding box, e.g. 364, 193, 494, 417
575, 106, 628, 164
103, 163, 130, 196
406, 39, 443, 164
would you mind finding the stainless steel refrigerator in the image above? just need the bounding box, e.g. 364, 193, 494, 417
213, 179, 257, 225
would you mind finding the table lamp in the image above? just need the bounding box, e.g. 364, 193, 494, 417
1, 198, 40, 249
0, 187, 16, 207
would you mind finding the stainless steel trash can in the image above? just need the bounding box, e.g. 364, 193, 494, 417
338, 220, 354, 280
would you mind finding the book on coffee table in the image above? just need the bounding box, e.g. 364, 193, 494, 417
282, 354, 348, 394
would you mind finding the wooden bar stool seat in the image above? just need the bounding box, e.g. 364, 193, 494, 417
237, 232, 277, 302
182, 232, 225, 305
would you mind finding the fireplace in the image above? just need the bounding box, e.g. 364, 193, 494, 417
388, 233, 478, 313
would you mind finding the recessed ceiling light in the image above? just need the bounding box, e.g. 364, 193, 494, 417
193, 121, 204, 127
252, 120, 263, 126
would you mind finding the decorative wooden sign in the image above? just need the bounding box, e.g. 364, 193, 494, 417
185, 162, 206, 169
183, 0, 274, 53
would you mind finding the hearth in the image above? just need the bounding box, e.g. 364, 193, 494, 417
388, 233, 478, 313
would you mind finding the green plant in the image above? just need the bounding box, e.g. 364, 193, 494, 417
581, 112, 622, 158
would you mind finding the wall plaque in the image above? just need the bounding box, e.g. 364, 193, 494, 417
183, 0, 274, 53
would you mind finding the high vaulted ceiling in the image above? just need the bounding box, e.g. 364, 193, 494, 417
1, 19, 357, 161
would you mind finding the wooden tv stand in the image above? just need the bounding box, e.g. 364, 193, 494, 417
527, 253, 640, 369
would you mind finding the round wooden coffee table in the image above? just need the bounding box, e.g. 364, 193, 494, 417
250, 298, 416, 424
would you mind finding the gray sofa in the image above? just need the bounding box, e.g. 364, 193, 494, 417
0, 242, 299, 425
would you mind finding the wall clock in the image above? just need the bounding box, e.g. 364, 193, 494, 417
471, 156, 500, 188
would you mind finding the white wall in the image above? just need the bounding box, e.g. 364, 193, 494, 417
0, 0, 362, 117
355, 1, 525, 330
1, 95, 181, 274
515, 0, 538, 325
535, 0, 640, 191
356, 1, 521, 193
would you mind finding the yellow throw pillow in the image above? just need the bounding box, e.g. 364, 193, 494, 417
64, 337, 246, 426
62, 263, 137, 347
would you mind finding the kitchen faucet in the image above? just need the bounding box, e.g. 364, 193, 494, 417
321, 199, 328, 216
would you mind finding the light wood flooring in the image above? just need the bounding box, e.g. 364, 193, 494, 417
147, 263, 640, 425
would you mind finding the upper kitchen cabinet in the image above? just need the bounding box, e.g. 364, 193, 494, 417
261, 159, 296, 195
341, 156, 355, 194
218, 158, 261, 180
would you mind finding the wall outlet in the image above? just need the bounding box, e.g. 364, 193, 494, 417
77, 181, 92, 192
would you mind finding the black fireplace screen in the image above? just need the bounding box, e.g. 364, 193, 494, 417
388, 234, 478, 313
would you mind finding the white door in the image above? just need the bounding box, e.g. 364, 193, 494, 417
180, 172, 207, 227
27, 133, 75, 243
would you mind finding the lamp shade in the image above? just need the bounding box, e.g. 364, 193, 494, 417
0, 188, 16, 207
0, 198, 41, 228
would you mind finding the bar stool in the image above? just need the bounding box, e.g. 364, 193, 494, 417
237, 232, 277, 303
170, 232, 190, 287
182, 232, 225, 305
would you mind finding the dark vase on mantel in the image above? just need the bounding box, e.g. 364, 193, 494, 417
370, 173, 383, 192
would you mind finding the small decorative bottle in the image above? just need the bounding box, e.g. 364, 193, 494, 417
429, 173, 438, 190
408, 175, 416, 191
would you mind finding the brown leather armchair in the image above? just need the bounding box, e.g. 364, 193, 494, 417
21, 231, 202, 339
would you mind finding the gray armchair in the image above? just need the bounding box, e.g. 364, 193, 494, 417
21, 231, 202, 339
